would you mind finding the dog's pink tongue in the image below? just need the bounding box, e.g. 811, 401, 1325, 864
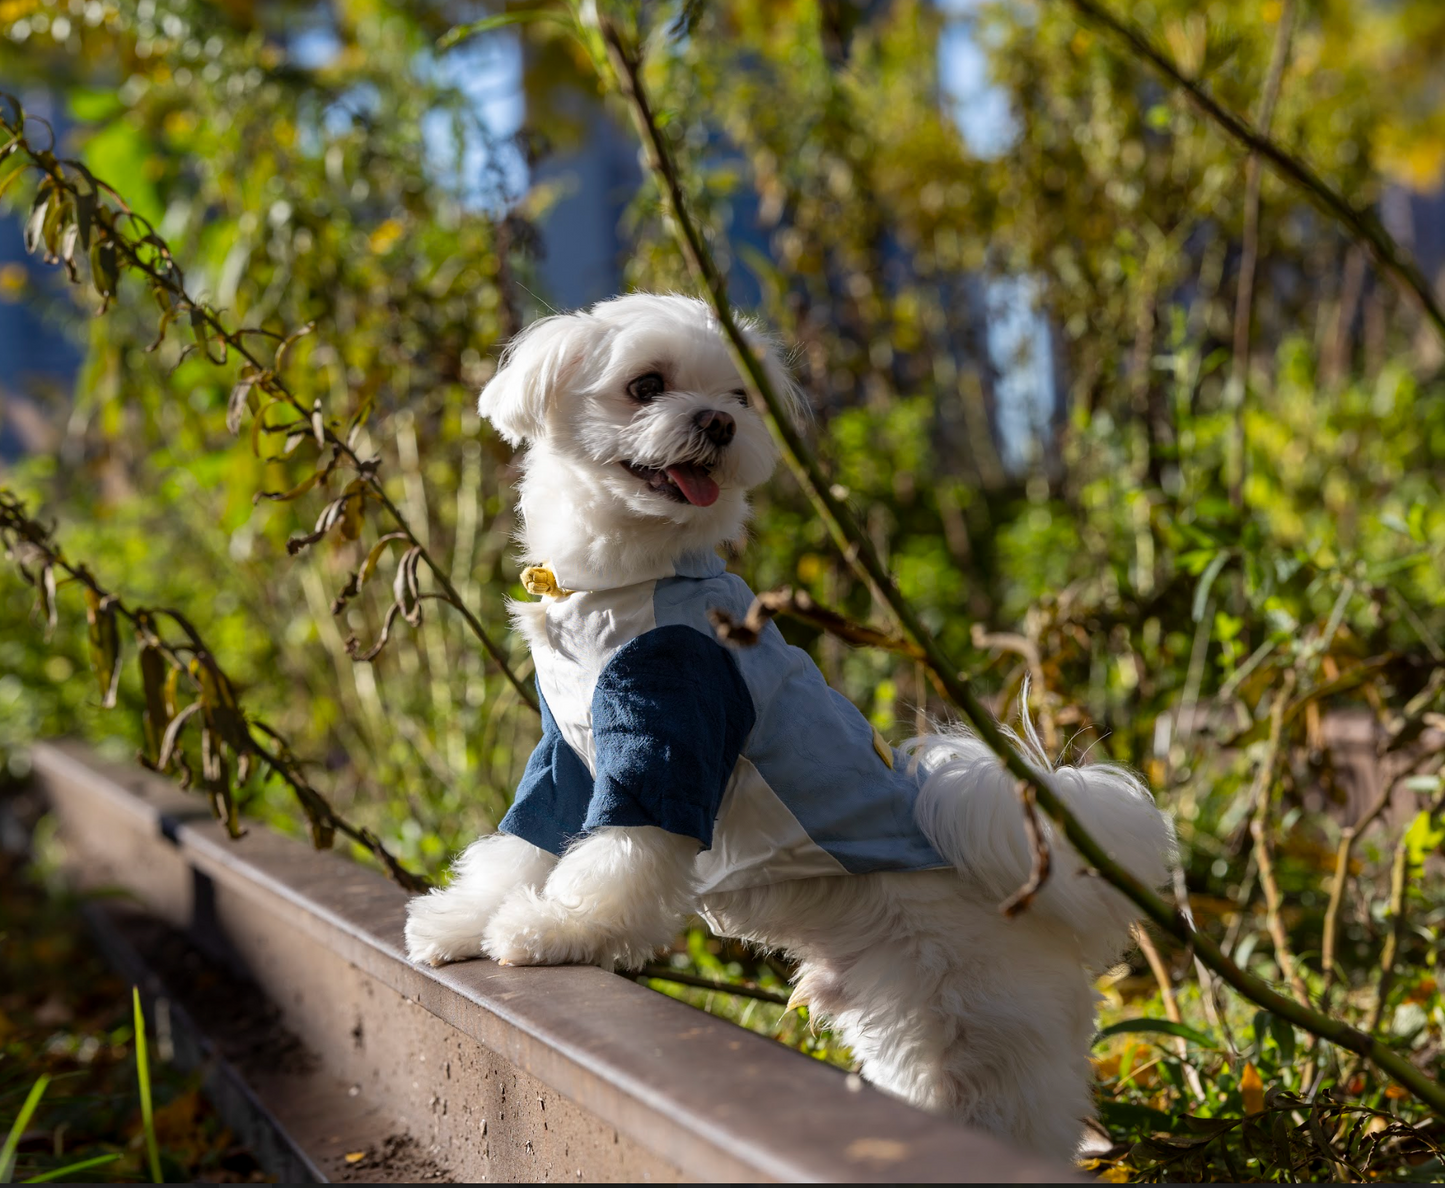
666, 463, 720, 507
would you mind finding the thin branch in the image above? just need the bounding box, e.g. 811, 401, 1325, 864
1134, 922, 1182, 1025
1322, 738, 1443, 1000
1060, 0, 1445, 345
593, 14, 1445, 1115
709, 585, 925, 660
1248, 670, 1311, 1006
1367, 783, 1445, 1034
1228, 0, 1298, 509
1321, 782, 1392, 999
634, 965, 791, 1006
999, 778, 1053, 917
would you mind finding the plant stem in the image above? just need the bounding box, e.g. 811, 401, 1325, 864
594, 15, 1445, 1116
634, 966, 791, 1006
1367, 786, 1445, 1034
1248, 670, 1311, 1006
1228, 0, 1297, 509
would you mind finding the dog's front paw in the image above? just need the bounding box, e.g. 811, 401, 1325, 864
483, 887, 612, 968
482, 888, 662, 971
404, 891, 485, 968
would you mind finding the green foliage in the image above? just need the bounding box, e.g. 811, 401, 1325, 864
2, 0, 1445, 1179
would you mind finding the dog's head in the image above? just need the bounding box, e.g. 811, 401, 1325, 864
478, 294, 791, 547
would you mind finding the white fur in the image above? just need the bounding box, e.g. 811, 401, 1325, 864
405, 293, 1176, 1163
404, 832, 557, 965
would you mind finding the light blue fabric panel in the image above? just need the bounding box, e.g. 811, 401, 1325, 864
651, 573, 948, 875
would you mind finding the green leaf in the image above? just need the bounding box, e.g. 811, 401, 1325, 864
190, 305, 226, 364
20, 1154, 122, 1183
1404, 809, 1445, 871
157, 701, 200, 771
133, 989, 162, 1184
0, 156, 27, 203
1270, 1013, 1296, 1064
23, 189, 49, 253
83, 588, 121, 708
89, 237, 118, 298
438, 10, 570, 50
1098, 1100, 1181, 1132
0, 1075, 49, 1182
67, 86, 125, 123
1181, 1115, 1240, 1136
1192, 549, 1229, 622
139, 644, 170, 764
1096, 1018, 1221, 1050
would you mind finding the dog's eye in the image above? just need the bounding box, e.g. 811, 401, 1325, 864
731, 388, 748, 407
627, 372, 666, 403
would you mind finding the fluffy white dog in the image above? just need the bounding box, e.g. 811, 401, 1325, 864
405, 293, 1175, 1160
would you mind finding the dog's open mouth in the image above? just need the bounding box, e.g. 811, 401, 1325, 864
621, 460, 720, 507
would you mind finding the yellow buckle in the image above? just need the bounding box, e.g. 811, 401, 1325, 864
520, 565, 575, 599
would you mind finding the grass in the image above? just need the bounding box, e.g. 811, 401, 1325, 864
131, 991, 160, 1185
0, 822, 266, 1184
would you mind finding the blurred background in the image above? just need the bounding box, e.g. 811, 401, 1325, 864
2, 0, 1444, 1180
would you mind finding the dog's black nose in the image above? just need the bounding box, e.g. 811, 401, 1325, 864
694, 409, 736, 446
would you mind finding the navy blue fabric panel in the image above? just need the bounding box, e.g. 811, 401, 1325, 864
499, 683, 596, 855
585, 625, 755, 848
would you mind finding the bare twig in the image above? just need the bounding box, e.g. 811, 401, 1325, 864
971, 624, 1058, 754
999, 778, 1053, 917
1322, 735, 1444, 1001
1248, 670, 1311, 1006
1060, 0, 1445, 345
1228, 0, 1298, 509
709, 586, 925, 660
591, 15, 1445, 1114
634, 965, 791, 1006
1367, 783, 1445, 1034
1134, 922, 1182, 1025
1321, 783, 1392, 999
1132, 923, 1207, 1098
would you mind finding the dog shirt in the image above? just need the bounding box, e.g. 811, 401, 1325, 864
499, 549, 948, 894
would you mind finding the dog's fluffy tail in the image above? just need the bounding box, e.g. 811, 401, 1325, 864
906, 712, 1176, 967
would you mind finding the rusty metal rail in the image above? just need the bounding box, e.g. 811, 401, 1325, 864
30, 740, 1069, 1183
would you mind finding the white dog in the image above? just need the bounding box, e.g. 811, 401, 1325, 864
405, 293, 1175, 1160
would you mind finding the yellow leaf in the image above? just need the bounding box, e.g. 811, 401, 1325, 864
1099, 1167, 1132, 1183
368, 219, 403, 254
0, 261, 26, 301
1241, 1061, 1265, 1115
795, 552, 826, 583
344, 1151, 367, 1164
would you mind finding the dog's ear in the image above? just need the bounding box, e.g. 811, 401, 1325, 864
478, 314, 595, 445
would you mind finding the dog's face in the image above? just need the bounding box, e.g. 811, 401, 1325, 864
478, 295, 786, 531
